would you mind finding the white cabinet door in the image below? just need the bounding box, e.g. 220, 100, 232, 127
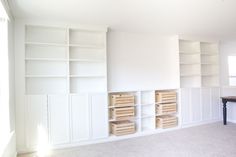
180, 88, 191, 125
91, 93, 108, 139
211, 87, 220, 119
71, 94, 90, 142
48, 95, 70, 145
201, 88, 211, 120
26, 95, 48, 148
191, 88, 201, 122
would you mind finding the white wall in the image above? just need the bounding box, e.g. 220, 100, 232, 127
219, 41, 236, 122
107, 31, 179, 91
0, 1, 16, 156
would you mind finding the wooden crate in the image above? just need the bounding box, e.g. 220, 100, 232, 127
111, 120, 135, 136
155, 91, 176, 103
110, 94, 135, 107
156, 115, 178, 129
156, 103, 177, 115
110, 106, 135, 120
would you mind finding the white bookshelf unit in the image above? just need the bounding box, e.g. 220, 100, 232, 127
23, 24, 109, 150
25, 25, 107, 94
179, 39, 219, 88
25, 26, 68, 94
178, 38, 220, 127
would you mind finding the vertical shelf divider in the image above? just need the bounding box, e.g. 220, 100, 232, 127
67, 28, 70, 94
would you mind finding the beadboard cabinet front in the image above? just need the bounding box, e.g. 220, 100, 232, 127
48, 95, 70, 145
26, 95, 48, 149
180, 87, 220, 127
71, 94, 90, 142
91, 93, 109, 139
201, 88, 211, 121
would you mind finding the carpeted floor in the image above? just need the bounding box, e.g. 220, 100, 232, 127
19, 122, 236, 157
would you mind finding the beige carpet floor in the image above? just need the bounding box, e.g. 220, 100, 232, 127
19, 122, 236, 157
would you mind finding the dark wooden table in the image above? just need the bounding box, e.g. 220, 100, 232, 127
221, 96, 236, 125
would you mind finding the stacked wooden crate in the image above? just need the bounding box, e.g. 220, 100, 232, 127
109, 94, 136, 136
156, 115, 178, 129
155, 91, 178, 129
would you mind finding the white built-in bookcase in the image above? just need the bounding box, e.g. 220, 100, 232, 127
179, 40, 219, 88
17, 26, 221, 152
25, 25, 107, 94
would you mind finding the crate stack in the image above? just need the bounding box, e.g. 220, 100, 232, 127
155, 91, 178, 129
109, 94, 136, 136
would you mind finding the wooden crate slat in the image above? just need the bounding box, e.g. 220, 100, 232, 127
155, 91, 177, 103
110, 94, 135, 107
156, 103, 177, 114
110, 106, 135, 120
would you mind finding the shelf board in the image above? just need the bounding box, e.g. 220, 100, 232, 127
201, 63, 218, 65
201, 52, 218, 56
70, 75, 105, 78
69, 44, 104, 49
179, 51, 200, 54
201, 74, 219, 77
25, 41, 67, 47
25, 75, 67, 78
141, 103, 155, 106
179, 52, 200, 55
141, 114, 155, 118
180, 74, 201, 77
25, 58, 67, 61
180, 62, 200, 65
141, 127, 155, 131
69, 59, 105, 62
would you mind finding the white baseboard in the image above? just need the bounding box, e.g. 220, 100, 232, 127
181, 119, 221, 129
227, 119, 236, 123
1, 131, 17, 157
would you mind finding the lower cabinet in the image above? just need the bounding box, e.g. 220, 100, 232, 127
91, 93, 109, 139
71, 94, 90, 142
26, 95, 48, 148
48, 95, 70, 145
201, 88, 211, 120
211, 88, 220, 119
25, 93, 109, 149
180, 88, 191, 125
180, 87, 220, 126
191, 88, 201, 122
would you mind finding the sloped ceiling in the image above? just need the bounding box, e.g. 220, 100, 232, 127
8, 0, 236, 38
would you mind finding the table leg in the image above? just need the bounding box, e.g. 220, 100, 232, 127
223, 99, 227, 125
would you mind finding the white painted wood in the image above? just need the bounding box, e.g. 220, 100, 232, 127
25, 26, 67, 44
15, 20, 27, 151
25, 95, 47, 148
71, 94, 90, 142
69, 29, 105, 47
179, 39, 219, 88
90, 93, 108, 139
190, 88, 201, 122
48, 95, 70, 145
180, 88, 191, 125
201, 88, 211, 120
211, 87, 220, 119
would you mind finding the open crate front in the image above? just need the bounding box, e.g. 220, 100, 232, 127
111, 120, 136, 136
